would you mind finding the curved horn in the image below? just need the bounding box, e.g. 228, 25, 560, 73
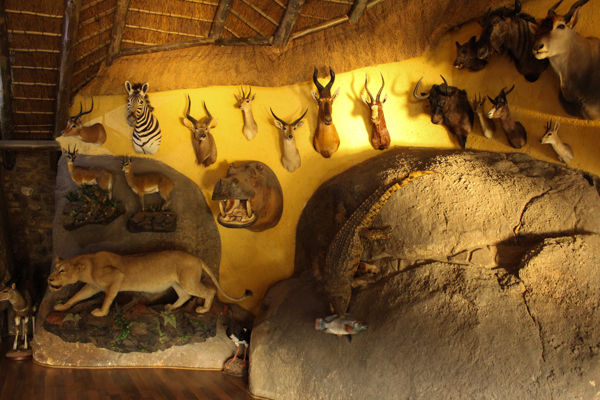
186, 95, 199, 125
513, 0, 521, 14
364, 75, 374, 103
440, 75, 449, 95
483, 7, 492, 22
413, 77, 430, 100
545, 120, 553, 131
80, 98, 94, 117
270, 108, 287, 126
548, 0, 564, 16
325, 67, 336, 91
70, 102, 83, 120
203, 101, 213, 123
487, 95, 496, 104
248, 86, 252, 98
240, 86, 246, 98
565, 0, 589, 21
504, 84, 515, 96
292, 109, 308, 126
313, 67, 325, 92
376, 73, 385, 102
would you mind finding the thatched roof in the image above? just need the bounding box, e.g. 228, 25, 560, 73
1, 0, 511, 140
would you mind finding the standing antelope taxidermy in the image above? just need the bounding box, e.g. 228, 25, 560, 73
121, 156, 174, 211
271, 108, 307, 173
235, 87, 258, 141
125, 81, 162, 155
477, 0, 548, 82
0, 283, 34, 351
541, 120, 574, 165
61, 98, 107, 146
361, 74, 391, 150
183, 96, 218, 167
413, 76, 474, 149
311, 67, 341, 158
487, 85, 527, 149
471, 94, 496, 139
64, 145, 114, 199
530, 0, 600, 120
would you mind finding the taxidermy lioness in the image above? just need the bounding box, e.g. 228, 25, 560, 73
48, 250, 253, 317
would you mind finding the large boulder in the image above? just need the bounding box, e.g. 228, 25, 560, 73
249, 149, 600, 399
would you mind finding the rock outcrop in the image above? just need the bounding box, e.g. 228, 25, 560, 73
250, 149, 600, 399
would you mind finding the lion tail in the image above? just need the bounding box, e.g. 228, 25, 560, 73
201, 261, 253, 302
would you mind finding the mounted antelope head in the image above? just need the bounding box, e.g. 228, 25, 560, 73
63, 145, 113, 199
271, 108, 308, 173
235, 86, 258, 141
487, 85, 527, 148
183, 95, 218, 167
530, 0, 600, 119
121, 156, 174, 211
540, 120, 574, 165
361, 74, 390, 150
471, 93, 496, 139
61, 98, 107, 146
311, 66, 341, 158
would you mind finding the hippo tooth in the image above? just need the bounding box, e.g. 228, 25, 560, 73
219, 201, 226, 217
230, 199, 240, 215
246, 201, 252, 217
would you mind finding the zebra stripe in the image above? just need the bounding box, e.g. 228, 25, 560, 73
127, 86, 161, 155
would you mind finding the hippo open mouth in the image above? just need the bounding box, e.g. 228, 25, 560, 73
216, 198, 258, 228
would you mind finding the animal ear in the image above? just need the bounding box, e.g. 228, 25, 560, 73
310, 90, 320, 103
361, 94, 369, 105
554, 120, 560, 131
332, 87, 341, 100
125, 81, 132, 94
251, 94, 256, 101
183, 118, 194, 129
11, 283, 16, 289
234, 94, 241, 102
382, 93, 388, 103
209, 118, 218, 129
568, 7, 580, 28
273, 119, 284, 130
295, 120, 305, 129
455, 41, 461, 48
469, 36, 477, 43
141, 83, 149, 95
528, 21, 539, 34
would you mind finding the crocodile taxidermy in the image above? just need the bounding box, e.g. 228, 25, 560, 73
321, 171, 435, 317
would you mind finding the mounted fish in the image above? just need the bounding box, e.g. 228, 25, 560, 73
315, 314, 367, 341
235, 87, 258, 141
530, 0, 600, 120
413, 76, 474, 149
487, 85, 527, 149
311, 67, 341, 158
125, 81, 161, 155
271, 108, 307, 173
61, 98, 107, 146
477, 0, 548, 82
454, 36, 487, 72
183, 96, 218, 167
212, 161, 283, 232
361, 74, 390, 150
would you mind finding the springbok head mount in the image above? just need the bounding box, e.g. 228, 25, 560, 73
234, 86, 256, 109
530, 0, 589, 59
270, 108, 308, 140
125, 81, 152, 126
183, 95, 218, 142
487, 85, 515, 118
310, 66, 340, 125
361, 74, 388, 122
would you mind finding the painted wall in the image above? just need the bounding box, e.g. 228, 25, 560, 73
59, 0, 600, 313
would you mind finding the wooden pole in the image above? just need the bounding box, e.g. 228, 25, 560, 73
272, 0, 306, 48
106, 0, 130, 66
119, 38, 215, 57
348, 0, 369, 24
54, 0, 82, 139
0, 140, 61, 150
209, 0, 233, 39
0, 0, 16, 170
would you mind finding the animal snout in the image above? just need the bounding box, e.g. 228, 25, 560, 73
324, 117, 332, 125
533, 42, 544, 52
477, 47, 488, 59
288, 135, 293, 139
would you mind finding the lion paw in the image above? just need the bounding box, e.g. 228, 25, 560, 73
91, 309, 108, 317
195, 306, 209, 314
54, 304, 69, 312
165, 304, 173, 310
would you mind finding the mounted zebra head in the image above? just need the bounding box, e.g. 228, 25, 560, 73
125, 81, 153, 127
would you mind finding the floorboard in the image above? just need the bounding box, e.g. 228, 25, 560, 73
0, 339, 257, 400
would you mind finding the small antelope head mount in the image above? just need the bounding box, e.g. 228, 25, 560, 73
531, 0, 588, 59
311, 66, 340, 125
471, 93, 487, 113
62, 100, 93, 136
487, 85, 515, 119
235, 86, 256, 111
540, 120, 561, 143
63, 144, 79, 163
183, 96, 218, 166
361, 74, 388, 122
270, 108, 307, 141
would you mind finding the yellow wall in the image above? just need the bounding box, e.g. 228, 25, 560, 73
59, 0, 600, 313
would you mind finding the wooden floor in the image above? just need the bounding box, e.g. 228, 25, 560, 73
0, 339, 257, 400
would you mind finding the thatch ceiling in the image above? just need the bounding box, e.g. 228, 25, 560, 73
1, 0, 511, 141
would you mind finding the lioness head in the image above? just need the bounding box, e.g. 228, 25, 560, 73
48, 257, 86, 290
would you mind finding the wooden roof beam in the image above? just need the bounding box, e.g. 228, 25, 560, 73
0, 0, 16, 169
54, 0, 82, 139
348, 0, 369, 24
106, 0, 131, 66
209, 0, 233, 39
272, 0, 306, 48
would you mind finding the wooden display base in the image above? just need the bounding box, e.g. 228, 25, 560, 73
6, 348, 32, 361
